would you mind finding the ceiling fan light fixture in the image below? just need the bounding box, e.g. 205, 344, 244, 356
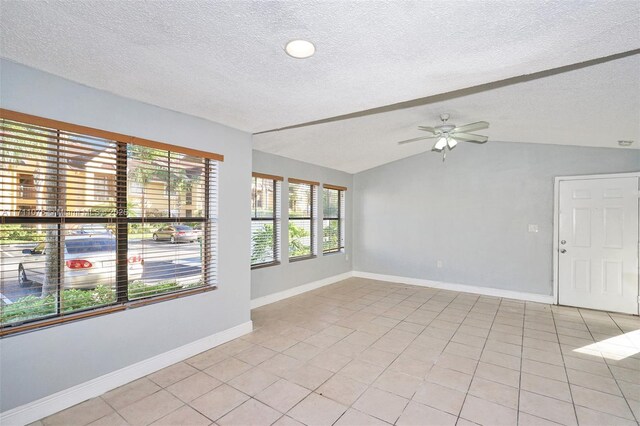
285, 39, 315, 59
434, 136, 448, 151
447, 138, 458, 149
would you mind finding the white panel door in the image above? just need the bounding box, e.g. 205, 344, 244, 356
558, 177, 639, 314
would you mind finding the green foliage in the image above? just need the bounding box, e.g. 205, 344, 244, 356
127, 145, 165, 184
128, 281, 183, 299
61, 286, 116, 311
288, 222, 310, 257
127, 145, 196, 203
251, 224, 274, 264
323, 220, 340, 252
129, 222, 169, 237
0, 295, 56, 323
0, 225, 45, 243
0, 281, 199, 324
0, 285, 115, 324
323, 189, 339, 217
250, 222, 312, 262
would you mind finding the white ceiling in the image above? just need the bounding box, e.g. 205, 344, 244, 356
1, 1, 639, 173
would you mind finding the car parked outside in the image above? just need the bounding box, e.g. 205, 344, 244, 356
192, 224, 204, 241
18, 235, 143, 289
152, 225, 197, 243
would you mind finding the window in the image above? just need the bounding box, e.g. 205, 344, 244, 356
93, 173, 115, 202
288, 178, 318, 260
0, 110, 223, 335
323, 185, 346, 254
251, 173, 282, 267
17, 173, 35, 199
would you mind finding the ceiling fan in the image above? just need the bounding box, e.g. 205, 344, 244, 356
398, 113, 489, 160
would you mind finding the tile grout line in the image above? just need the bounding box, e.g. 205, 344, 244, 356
444, 294, 502, 425
258, 282, 408, 425
515, 301, 526, 425
577, 308, 640, 424
604, 309, 640, 424
328, 285, 489, 425
550, 306, 580, 425
327, 285, 455, 425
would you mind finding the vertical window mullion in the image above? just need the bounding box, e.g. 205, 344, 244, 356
337, 190, 342, 251
204, 159, 211, 285
116, 142, 129, 303
272, 179, 277, 261
310, 184, 315, 255
55, 129, 62, 316
167, 151, 171, 217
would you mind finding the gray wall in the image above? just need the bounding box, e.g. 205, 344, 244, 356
0, 60, 253, 412
353, 141, 640, 296
251, 151, 353, 300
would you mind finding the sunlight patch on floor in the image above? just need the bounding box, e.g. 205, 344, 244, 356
573, 329, 640, 360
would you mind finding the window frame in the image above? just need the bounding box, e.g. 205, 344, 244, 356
288, 178, 319, 262
322, 184, 347, 254
0, 109, 224, 336
251, 172, 282, 269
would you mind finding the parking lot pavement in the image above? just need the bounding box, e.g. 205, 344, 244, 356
0, 239, 203, 303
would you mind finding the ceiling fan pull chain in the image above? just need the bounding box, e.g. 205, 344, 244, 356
442, 149, 446, 162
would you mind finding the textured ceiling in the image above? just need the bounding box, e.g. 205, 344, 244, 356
255, 54, 640, 173
1, 1, 639, 172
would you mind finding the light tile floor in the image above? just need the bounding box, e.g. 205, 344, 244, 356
35, 278, 640, 425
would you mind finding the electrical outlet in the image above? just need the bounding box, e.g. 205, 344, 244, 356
437, 260, 443, 268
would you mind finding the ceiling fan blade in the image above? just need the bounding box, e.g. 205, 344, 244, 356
453, 121, 489, 133
417, 126, 437, 134
452, 132, 488, 143
397, 135, 437, 145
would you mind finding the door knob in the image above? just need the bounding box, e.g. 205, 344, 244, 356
560, 249, 567, 254
560, 240, 566, 245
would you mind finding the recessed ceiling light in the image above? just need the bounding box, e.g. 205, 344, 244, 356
618, 140, 633, 147
285, 39, 315, 59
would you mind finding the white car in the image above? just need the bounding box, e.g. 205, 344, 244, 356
18, 235, 143, 289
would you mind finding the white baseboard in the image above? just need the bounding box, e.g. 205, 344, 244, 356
251, 271, 354, 309
1, 321, 253, 426
353, 271, 554, 304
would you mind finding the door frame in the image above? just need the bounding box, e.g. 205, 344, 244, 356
552, 172, 640, 307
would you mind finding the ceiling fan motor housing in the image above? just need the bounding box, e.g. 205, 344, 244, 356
437, 124, 456, 133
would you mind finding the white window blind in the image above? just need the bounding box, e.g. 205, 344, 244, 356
251, 173, 281, 267
323, 185, 346, 253
288, 179, 317, 260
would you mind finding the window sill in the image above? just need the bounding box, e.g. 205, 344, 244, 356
323, 249, 345, 256
251, 261, 281, 270
289, 254, 317, 263
0, 285, 217, 337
